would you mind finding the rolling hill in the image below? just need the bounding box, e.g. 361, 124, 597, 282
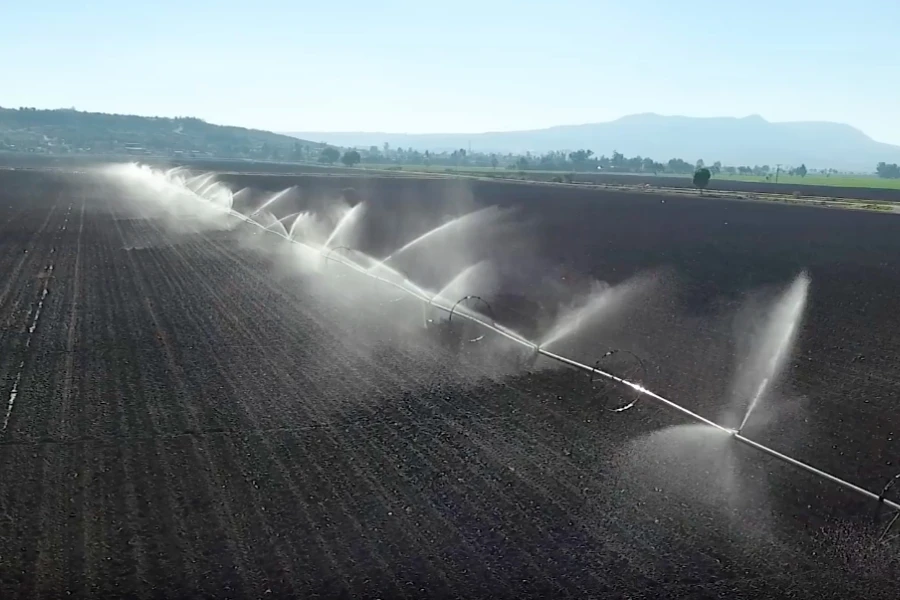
287, 114, 900, 171
0, 107, 319, 160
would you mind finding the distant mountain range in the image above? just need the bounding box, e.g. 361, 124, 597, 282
0, 107, 318, 159
287, 114, 900, 171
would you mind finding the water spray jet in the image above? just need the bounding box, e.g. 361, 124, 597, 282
323, 202, 364, 249
732, 272, 809, 433
251, 187, 296, 217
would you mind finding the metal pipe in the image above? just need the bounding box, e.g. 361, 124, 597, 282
241, 209, 900, 515
735, 434, 900, 512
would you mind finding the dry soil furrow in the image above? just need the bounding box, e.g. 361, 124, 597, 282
178, 236, 491, 593
145, 223, 506, 592
107, 208, 254, 597
0, 205, 56, 313
0, 205, 65, 438
56, 199, 86, 440
132, 222, 398, 596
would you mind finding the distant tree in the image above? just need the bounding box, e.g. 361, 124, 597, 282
876, 162, 900, 178
568, 149, 594, 164
711, 161, 722, 175
695, 159, 705, 169
795, 163, 807, 177
723, 166, 737, 175
693, 167, 712, 192
667, 158, 694, 174
490, 154, 499, 169
341, 149, 361, 167
515, 156, 529, 170
319, 146, 340, 164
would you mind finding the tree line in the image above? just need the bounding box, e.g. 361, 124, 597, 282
319, 144, 818, 180
876, 162, 900, 179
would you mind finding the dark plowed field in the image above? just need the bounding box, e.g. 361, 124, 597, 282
0, 168, 897, 599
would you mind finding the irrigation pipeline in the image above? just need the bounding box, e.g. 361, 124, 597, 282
235, 209, 900, 517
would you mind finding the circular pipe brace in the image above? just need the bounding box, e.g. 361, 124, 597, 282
590, 350, 647, 413
448, 295, 495, 324
323, 245, 354, 264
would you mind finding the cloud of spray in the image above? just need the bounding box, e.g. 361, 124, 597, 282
539, 273, 658, 351
94, 163, 590, 384
607, 423, 781, 565
378, 205, 521, 292
430, 260, 499, 310
97, 163, 241, 235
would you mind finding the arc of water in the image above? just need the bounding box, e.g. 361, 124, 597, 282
250, 187, 295, 217
324, 202, 364, 249
431, 261, 490, 309
380, 207, 496, 267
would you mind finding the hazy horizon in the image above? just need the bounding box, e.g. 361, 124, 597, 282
4, 1, 899, 144
282, 113, 883, 138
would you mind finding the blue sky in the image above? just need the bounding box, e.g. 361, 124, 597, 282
3, 1, 899, 144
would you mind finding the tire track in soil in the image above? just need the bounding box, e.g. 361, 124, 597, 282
1, 202, 83, 442
107, 203, 251, 599
0, 205, 58, 433
0, 198, 67, 600
1, 225, 60, 434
